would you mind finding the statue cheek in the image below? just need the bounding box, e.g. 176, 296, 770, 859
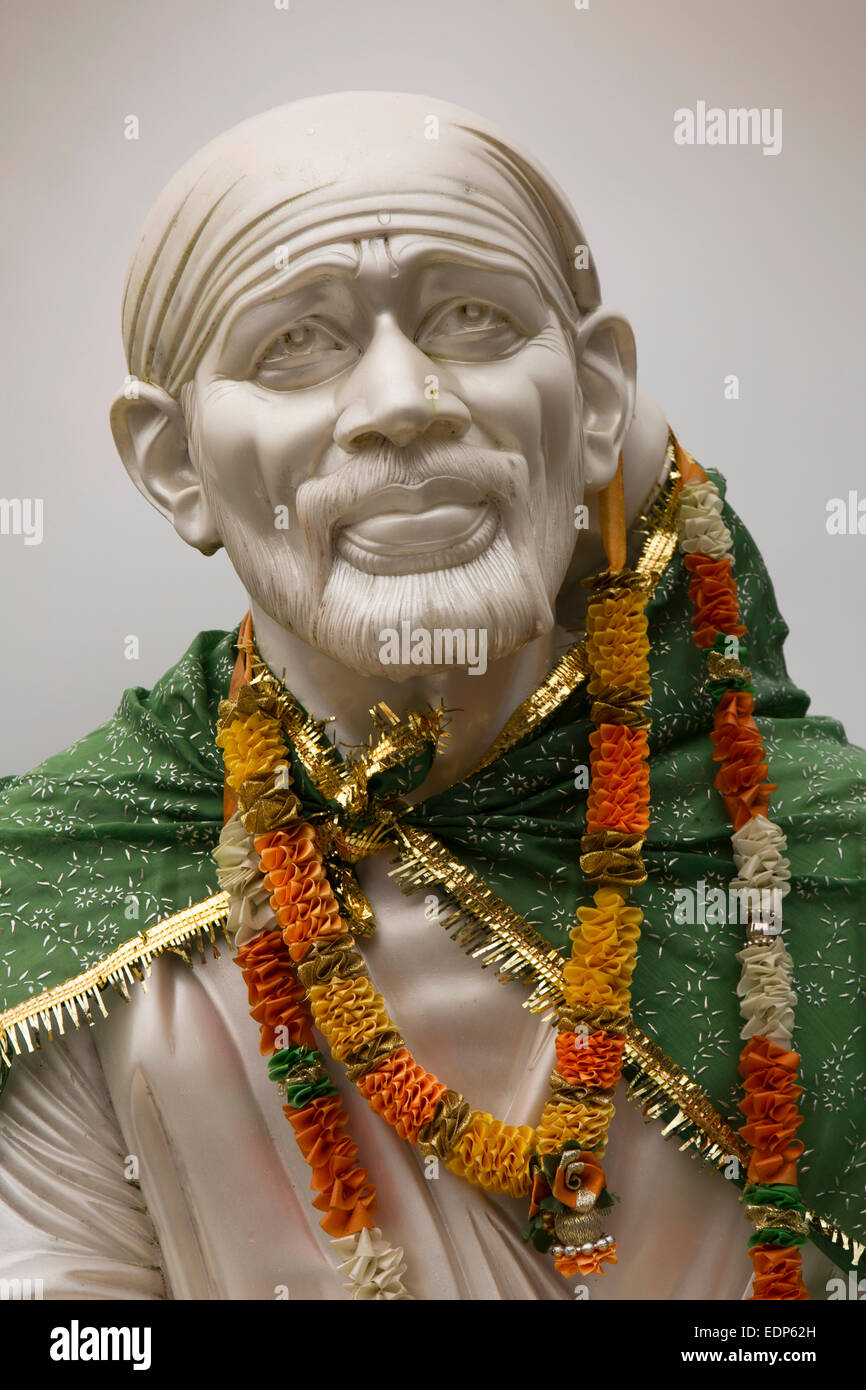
441, 364, 544, 452
196, 386, 258, 465
476, 350, 577, 449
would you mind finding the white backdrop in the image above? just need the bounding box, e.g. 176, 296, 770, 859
1, 0, 863, 771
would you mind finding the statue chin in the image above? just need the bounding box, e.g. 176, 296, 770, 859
307, 521, 558, 681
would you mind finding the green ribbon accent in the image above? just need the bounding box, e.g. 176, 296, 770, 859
704, 631, 754, 700
743, 1183, 806, 1213
267, 1044, 317, 1082
707, 677, 755, 702
283, 1076, 338, 1108
748, 1228, 809, 1250
267, 1045, 338, 1108
708, 631, 748, 662
522, 1213, 554, 1253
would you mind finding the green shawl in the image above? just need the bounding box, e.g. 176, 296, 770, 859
1, 468, 863, 1276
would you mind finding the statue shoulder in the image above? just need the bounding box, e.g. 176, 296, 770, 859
0, 625, 238, 1022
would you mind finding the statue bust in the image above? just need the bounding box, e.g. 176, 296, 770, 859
0, 91, 862, 1303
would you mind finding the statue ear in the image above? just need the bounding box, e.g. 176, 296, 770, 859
109, 382, 223, 555
574, 308, 637, 494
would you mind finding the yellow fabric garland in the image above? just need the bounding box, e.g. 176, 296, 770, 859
535, 1097, 616, 1155
563, 888, 643, 1012
217, 707, 288, 792
446, 1111, 535, 1197
308, 975, 395, 1062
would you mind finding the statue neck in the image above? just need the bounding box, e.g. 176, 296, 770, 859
249, 601, 558, 800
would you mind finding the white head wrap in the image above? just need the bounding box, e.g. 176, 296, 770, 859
121, 91, 601, 395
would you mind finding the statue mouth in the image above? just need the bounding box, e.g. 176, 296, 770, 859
334, 476, 498, 574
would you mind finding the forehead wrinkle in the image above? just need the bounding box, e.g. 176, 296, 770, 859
134, 181, 343, 388
346, 233, 555, 325
393, 233, 564, 330
360, 235, 396, 278
222, 229, 536, 337
365, 230, 544, 283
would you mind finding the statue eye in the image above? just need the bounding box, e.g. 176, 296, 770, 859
255, 320, 358, 389
415, 300, 524, 361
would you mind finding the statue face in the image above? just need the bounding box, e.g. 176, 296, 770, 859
183, 228, 584, 678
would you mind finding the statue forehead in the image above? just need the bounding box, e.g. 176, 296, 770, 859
122, 92, 600, 393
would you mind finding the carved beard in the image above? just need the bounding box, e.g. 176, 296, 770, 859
196, 436, 580, 680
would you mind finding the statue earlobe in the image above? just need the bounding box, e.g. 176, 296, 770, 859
109, 381, 223, 555
574, 307, 637, 496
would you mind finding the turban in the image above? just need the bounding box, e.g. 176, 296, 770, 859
120, 90, 602, 396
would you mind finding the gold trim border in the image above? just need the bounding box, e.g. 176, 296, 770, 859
0, 893, 232, 1066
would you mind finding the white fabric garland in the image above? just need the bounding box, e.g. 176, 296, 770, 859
676, 479, 734, 558
675, 472, 797, 1048
735, 941, 798, 1048
332, 1227, 414, 1300
214, 811, 278, 946
730, 813, 792, 899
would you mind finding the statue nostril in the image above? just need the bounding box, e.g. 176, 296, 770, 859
349, 431, 386, 454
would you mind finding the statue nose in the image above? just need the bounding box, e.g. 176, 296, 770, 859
334, 318, 471, 451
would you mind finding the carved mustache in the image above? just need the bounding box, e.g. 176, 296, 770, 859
295, 441, 530, 552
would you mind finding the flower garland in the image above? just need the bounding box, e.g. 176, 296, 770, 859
524, 566, 652, 1276
213, 582, 652, 1292
215, 688, 411, 1299
674, 459, 809, 1301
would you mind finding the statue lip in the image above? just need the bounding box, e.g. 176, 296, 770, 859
337, 475, 487, 526
334, 477, 498, 572
333, 475, 496, 571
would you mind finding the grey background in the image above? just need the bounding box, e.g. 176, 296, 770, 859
1, 0, 863, 772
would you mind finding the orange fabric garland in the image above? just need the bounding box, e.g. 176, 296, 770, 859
220, 457, 819, 1294
555, 1030, 626, 1090
585, 724, 650, 834
356, 1048, 447, 1143
674, 455, 810, 1300
711, 690, 778, 830
748, 1245, 810, 1302
235, 928, 315, 1054
256, 825, 345, 961
738, 1036, 805, 1184
554, 1244, 618, 1278
232, 929, 379, 1238
683, 552, 747, 649
286, 1093, 377, 1237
